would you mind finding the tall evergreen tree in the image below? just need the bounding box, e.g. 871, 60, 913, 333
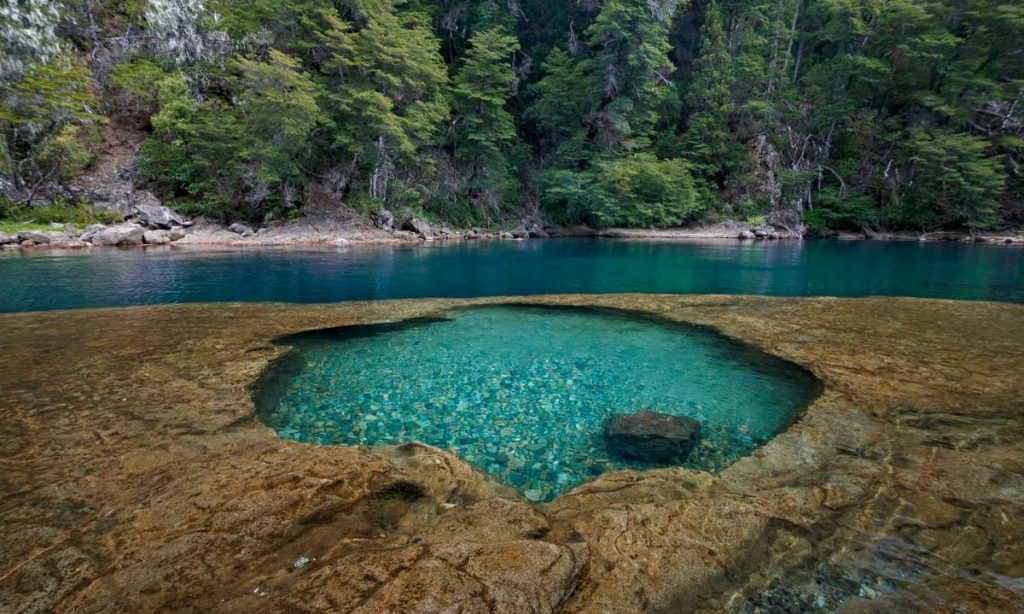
585, 0, 676, 151
681, 0, 737, 209
318, 5, 450, 203
450, 26, 521, 216
526, 47, 598, 165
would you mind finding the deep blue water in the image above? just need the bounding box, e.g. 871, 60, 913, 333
0, 239, 1021, 313
256, 305, 821, 501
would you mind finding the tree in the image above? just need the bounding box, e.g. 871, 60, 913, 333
539, 154, 700, 227
585, 0, 676, 150
526, 47, 598, 165
0, 58, 100, 203
681, 0, 740, 210
450, 26, 521, 216
318, 6, 450, 203
590, 154, 699, 227
143, 51, 324, 219
898, 129, 1005, 229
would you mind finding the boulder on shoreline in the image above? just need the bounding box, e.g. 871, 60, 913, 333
227, 222, 256, 238
373, 208, 396, 231
399, 216, 438, 240
143, 230, 172, 245
133, 197, 186, 229
17, 230, 58, 245
85, 223, 146, 247
603, 411, 702, 463
15, 230, 88, 248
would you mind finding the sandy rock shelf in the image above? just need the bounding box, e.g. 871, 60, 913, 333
0, 295, 1022, 612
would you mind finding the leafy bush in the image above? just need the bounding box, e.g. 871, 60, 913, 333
899, 129, 1005, 229
589, 155, 701, 227
540, 155, 700, 228
109, 58, 169, 117
802, 190, 876, 230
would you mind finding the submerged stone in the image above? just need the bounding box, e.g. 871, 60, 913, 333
604, 411, 702, 463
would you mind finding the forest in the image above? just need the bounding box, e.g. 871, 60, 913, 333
2, 0, 1022, 232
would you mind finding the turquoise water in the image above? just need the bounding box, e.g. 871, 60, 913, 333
0, 239, 1022, 312
255, 306, 822, 501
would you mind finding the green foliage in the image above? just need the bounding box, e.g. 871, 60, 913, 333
540, 154, 699, 228
1, 57, 101, 199
526, 47, 598, 163
585, 0, 675, 150
109, 58, 169, 115
589, 155, 700, 227
803, 190, 876, 230
142, 51, 324, 220
682, 1, 742, 194
1, 200, 123, 226
9, 0, 1021, 231
450, 26, 521, 216
318, 6, 449, 201
900, 129, 1006, 229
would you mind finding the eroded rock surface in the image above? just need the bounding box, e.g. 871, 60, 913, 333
0, 296, 1021, 612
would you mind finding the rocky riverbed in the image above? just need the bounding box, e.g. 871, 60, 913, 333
0, 295, 1022, 612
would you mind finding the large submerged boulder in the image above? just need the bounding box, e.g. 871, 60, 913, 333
603, 411, 702, 463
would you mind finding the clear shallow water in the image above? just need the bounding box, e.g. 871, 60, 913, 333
255, 306, 822, 501
0, 239, 1021, 312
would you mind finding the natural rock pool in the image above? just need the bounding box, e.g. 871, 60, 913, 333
256, 305, 821, 501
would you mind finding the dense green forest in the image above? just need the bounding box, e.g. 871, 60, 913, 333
2, 0, 1022, 231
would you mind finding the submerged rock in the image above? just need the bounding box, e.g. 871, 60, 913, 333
603, 411, 702, 463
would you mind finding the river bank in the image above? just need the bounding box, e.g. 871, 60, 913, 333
1, 295, 1021, 611
3, 213, 1022, 251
